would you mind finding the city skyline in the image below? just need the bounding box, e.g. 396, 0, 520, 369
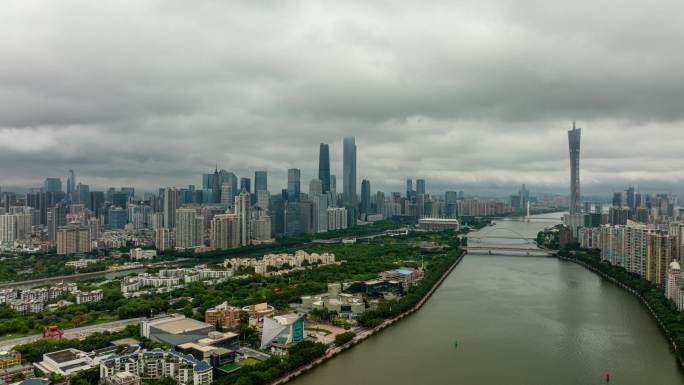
2, 2, 684, 193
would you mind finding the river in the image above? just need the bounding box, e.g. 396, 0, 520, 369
291, 213, 684, 385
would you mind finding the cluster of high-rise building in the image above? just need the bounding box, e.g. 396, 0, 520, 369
0, 136, 503, 256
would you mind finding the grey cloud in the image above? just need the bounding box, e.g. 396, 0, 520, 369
0, 0, 683, 195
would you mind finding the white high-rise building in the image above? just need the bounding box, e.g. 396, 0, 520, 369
309, 179, 322, 196
312, 194, 328, 233
327, 207, 348, 231
0, 214, 17, 242
257, 190, 270, 211
251, 214, 272, 243
666, 261, 684, 310
235, 190, 251, 246
210, 213, 240, 249
175, 208, 203, 250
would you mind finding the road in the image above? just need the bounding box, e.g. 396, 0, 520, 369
0, 317, 145, 351
0, 259, 193, 290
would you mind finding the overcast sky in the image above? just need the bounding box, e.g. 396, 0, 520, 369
1, 0, 683, 196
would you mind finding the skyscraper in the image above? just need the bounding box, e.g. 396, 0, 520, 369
175, 208, 203, 249
163, 188, 179, 228
416, 179, 426, 196
318, 143, 331, 193
221, 183, 233, 206
44, 178, 62, 193
254, 171, 268, 193
309, 179, 322, 196
343, 137, 357, 204
329, 175, 337, 203
210, 213, 240, 249
612, 192, 623, 207
240, 177, 251, 193
406, 179, 413, 199
626, 186, 636, 210
567, 121, 581, 214
66, 170, 76, 200
235, 190, 251, 246
287, 168, 301, 202
360, 179, 371, 217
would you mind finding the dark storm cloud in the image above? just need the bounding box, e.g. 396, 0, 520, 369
1, 0, 683, 194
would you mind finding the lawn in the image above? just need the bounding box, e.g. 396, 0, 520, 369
220, 363, 241, 373
238, 358, 261, 367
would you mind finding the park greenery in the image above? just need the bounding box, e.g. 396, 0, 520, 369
561, 247, 684, 363
15, 325, 143, 363
216, 341, 327, 385
334, 331, 356, 346
5, 224, 466, 385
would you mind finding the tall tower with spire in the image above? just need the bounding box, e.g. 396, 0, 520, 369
568, 121, 582, 214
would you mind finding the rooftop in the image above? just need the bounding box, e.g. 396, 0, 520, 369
152, 318, 212, 334
45, 349, 82, 363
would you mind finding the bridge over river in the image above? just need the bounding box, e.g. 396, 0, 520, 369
465, 225, 558, 256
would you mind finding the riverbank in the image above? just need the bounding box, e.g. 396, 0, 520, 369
558, 255, 684, 368
268, 250, 466, 385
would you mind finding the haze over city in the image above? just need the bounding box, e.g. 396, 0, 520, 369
2, 1, 684, 194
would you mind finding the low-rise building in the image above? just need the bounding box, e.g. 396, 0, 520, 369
0, 351, 21, 370
205, 302, 241, 330
0, 363, 33, 385
102, 371, 141, 385
418, 217, 460, 231
99, 349, 212, 385
129, 248, 157, 260
34, 348, 93, 376
379, 267, 423, 290
65, 258, 98, 269
76, 290, 104, 304
141, 315, 215, 346
260, 314, 305, 354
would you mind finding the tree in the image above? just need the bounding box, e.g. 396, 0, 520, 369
334, 331, 355, 346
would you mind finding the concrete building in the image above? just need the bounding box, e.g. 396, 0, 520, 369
175, 208, 204, 250
57, 225, 92, 255
327, 207, 348, 231
155, 227, 174, 250
163, 188, 179, 229
418, 217, 460, 231
34, 348, 93, 376
209, 214, 240, 250
76, 290, 104, 304
102, 371, 141, 385
235, 190, 250, 246
0, 214, 17, 242
99, 349, 212, 385
205, 302, 242, 330
251, 214, 272, 244
379, 267, 423, 290
666, 261, 684, 310
141, 315, 215, 347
